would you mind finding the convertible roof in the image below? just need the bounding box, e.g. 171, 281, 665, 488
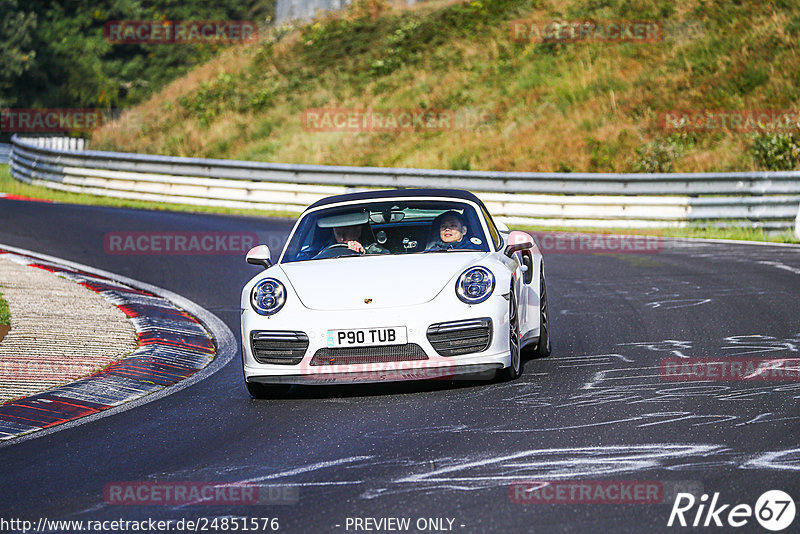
306, 188, 485, 211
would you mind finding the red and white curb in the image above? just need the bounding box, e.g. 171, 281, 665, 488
0, 193, 53, 203
0, 244, 235, 444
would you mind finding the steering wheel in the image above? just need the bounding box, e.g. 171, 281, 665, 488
313, 243, 362, 259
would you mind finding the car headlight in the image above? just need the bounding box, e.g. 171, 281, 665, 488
250, 278, 287, 316
456, 267, 495, 304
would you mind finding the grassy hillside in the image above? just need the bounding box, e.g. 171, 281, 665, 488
91, 0, 800, 173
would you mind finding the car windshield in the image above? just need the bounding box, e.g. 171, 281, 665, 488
281, 200, 489, 263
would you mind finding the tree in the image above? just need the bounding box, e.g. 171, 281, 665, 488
0, 0, 38, 108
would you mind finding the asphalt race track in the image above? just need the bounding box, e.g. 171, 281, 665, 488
1, 198, 799, 533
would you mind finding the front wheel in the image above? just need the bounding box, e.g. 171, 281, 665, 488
498, 286, 522, 381
246, 381, 292, 398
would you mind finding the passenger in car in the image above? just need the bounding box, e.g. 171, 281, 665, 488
425, 211, 482, 251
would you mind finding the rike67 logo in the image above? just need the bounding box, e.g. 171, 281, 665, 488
668, 490, 795, 531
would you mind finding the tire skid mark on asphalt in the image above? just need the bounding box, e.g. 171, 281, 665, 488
359, 444, 726, 499
145, 444, 733, 502
486, 333, 800, 428
758, 260, 800, 275
160, 456, 376, 512
557, 274, 779, 310
735, 412, 800, 426
574, 368, 800, 405
548, 353, 633, 367
61, 441, 800, 509
0, 248, 216, 441
235, 455, 375, 484
645, 298, 712, 309
722, 334, 800, 356
616, 340, 693, 359
741, 448, 800, 471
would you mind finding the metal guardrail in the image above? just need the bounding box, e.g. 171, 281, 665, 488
0, 143, 10, 164
9, 135, 800, 229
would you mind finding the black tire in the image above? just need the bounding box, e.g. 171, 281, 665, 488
246, 381, 291, 398
533, 268, 551, 358
498, 286, 522, 381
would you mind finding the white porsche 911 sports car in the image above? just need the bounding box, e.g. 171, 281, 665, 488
240, 189, 550, 397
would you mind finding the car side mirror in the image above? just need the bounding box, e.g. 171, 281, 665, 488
246, 245, 272, 269
495, 220, 510, 233
504, 231, 534, 257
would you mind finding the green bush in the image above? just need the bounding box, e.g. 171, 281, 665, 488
734, 66, 769, 94
586, 137, 617, 171
178, 72, 276, 126
750, 133, 800, 171
371, 18, 427, 76
786, 15, 800, 35
178, 74, 238, 126
631, 138, 680, 172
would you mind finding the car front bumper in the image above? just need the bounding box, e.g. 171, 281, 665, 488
241, 293, 511, 384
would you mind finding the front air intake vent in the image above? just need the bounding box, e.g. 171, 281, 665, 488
426, 318, 492, 356
250, 330, 309, 365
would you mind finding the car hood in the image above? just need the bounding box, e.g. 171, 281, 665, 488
279, 253, 486, 310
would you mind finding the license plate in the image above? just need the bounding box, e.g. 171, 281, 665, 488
326, 327, 407, 348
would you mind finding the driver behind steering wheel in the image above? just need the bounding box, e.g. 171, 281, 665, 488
333, 224, 388, 255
